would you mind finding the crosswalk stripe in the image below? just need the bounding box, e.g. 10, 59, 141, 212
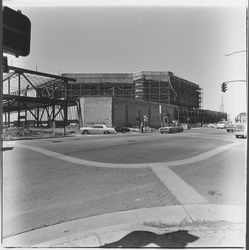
151, 166, 207, 204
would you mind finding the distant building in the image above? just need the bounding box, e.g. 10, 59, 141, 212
62, 73, 134, 102
133, 71, 202, 108
2, 68, 226, 128
219, 93, 224, 113
62, 71, 226, 127
63, 71, 202, 107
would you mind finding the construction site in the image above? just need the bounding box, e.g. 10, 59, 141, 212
2, 68, 227, 139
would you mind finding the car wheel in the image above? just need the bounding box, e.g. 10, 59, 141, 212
82, 130, 89, 134
160, 132, 164, 134
104, 131, 109, 134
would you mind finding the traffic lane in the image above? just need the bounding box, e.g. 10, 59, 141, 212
170, 141, 246, 205
11, 128, 235, 151
12, 133, 236, 164
3, 147, 179, 238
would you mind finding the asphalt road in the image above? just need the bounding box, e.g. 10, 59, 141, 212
2, 128, 246, 238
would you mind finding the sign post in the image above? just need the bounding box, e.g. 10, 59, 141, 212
143, 115, 148, 133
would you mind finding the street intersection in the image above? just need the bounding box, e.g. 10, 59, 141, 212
2, 128, 246, 247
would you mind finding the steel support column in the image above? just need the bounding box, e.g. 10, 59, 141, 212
64, 80, 68, 135
18, 73, 21, 127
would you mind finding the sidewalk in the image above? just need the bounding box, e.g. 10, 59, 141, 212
3, 204, 245, 248
46, 221, 245, 248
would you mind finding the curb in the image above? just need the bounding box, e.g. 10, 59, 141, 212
3, 204, 245, 247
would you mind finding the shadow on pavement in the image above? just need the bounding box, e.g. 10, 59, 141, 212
2, 147, 14, 151
101, 230, 199, 248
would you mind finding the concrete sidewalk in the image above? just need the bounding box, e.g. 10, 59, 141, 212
3, 204, 245, 248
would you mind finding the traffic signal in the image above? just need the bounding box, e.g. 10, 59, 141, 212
221, 82, 227, 92
3, 6, 31, 57
2, 56, 9, 73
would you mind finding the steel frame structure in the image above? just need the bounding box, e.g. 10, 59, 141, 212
3, 66, 76, 133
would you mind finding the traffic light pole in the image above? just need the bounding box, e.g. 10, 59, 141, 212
223, 80, 246, 84
221, 80, 246, 92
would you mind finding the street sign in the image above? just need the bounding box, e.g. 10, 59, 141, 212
3, 6, 31, 57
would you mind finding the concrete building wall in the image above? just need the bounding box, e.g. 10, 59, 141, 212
79, 96, 226, 129
113, 97, 176, 128
79, 96, 177, 129
80, 97, 113, 127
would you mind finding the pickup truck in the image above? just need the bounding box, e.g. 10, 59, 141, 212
80, 124, 116, 134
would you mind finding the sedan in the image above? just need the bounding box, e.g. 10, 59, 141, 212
80, 124, 116, 134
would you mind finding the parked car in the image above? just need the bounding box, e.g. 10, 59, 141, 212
159, 123, 183, 134
202, 123, 216, 128
216, 121, 227, 129
235, 124, 247, 138
114, 126, 130, 133
80, 124, 116, 134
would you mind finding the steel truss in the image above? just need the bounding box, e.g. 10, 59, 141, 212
3, 66, 76, 132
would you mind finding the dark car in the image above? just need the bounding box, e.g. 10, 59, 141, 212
114, 126, 130, 133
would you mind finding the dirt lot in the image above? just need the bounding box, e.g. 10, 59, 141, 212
2, 126, 79, 140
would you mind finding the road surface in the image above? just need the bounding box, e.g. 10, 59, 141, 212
3, 128, 246, 241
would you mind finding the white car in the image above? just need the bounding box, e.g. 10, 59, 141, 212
235, 124, 247, 138
80, 124, 116, 134
216, 121, 227, 129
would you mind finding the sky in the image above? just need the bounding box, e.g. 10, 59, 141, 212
3, 0, 247, 121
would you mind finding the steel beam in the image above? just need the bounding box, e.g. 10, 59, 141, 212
8, 66, 76, 82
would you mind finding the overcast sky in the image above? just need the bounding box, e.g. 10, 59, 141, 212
4, 0, 247, 121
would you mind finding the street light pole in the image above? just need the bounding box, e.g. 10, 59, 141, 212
225, 50, 246, 56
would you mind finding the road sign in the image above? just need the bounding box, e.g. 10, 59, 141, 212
3, 6, 31, 57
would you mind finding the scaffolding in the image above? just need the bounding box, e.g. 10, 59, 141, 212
63, 73, 134, 101
133, 71, 171, 104
3, 66, 76, 131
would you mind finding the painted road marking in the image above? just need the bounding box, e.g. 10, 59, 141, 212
14, 141, 241, 169
151, 166, 207, 204
12, 141, 239, 205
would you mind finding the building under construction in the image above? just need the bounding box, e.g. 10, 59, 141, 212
63, 71, 202, 108
2, 66, 76, 132
2, 68, 226, 129
63, 73, 134, 102
133, 71, 202, 108
62, 71, 213, 126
